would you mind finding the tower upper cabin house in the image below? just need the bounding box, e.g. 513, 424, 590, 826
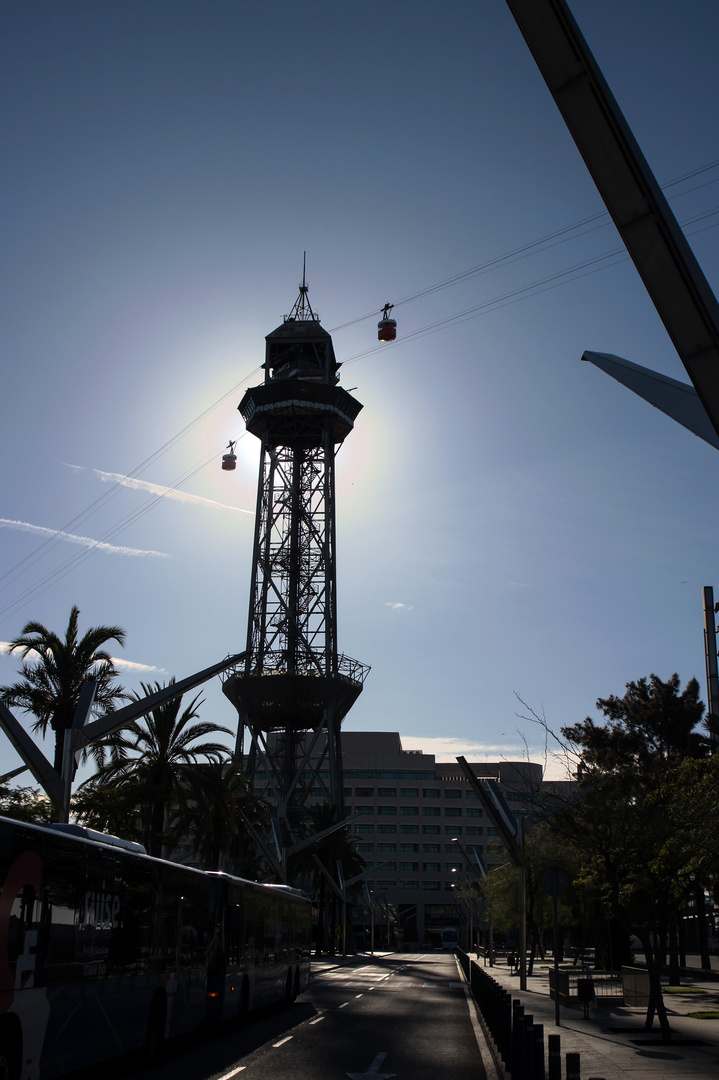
222, 271, 369, 851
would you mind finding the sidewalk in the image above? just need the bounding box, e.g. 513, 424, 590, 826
473, 956, 719, 1079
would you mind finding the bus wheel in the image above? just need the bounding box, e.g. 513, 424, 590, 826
237, 980, 249, 1025
144, 994, 167, 1062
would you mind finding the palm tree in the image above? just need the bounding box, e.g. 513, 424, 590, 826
0, 606, 127, 772
172, 757, 271, 876
88, 680, 232, 856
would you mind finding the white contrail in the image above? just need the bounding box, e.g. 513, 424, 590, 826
91, 468, 254, 514
0, 519, 169, 558
110, 657, 168, 675
0, 643, 166, 676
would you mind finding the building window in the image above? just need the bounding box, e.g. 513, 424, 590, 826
400, 806, 419, 816
400, 881, 419, 891
445, 826, 461, 835
399, 862, 419, 872
423, 881, 441, 891
444, 789, 462, 798
444, 862, 462, 872
466, 826, 483, 836
356, 843, 374, 852
378, 788, 396, 797
377, 806, 396, 816
422, 807, 440, 817
466, 791, 478, 800
423, 862, 440, 872
381, 881, 397, 890
377, 843, 396, 852
443, 881, 455, 891
488, 827, 498, 836
355, 787, 374, 797
357, 825, 374, 833
377, 824, 396, 834
378, 862, 396, 871
444, 808, 462, 817
423, 825, 440, 835
356, 806, 374, 815
400, 788, 419, 797
399, 843, 419, 852
423, 788, 440, 798
444, 844, 459, 853
399, 825, 419, 834
423, 843, 440, 853
465, 808, 481, 818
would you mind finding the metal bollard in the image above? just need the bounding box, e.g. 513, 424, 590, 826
523, 1015, 535, 1080
566, 1051, 581, 1080
547, 1034, 561, 1080
533, 1022, 544, 1080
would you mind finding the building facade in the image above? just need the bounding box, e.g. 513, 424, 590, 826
253, 730, 542, 946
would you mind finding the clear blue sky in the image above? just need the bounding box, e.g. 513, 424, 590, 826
1, 0, 718, 781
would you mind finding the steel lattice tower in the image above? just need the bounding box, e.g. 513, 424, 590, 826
222, 273, 369, 846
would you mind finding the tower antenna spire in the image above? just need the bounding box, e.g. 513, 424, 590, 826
286, 251, 318, 322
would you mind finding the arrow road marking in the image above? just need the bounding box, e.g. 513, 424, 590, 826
347, 1051, 396, 1080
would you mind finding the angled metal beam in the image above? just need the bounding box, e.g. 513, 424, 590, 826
76, 652, 246, 748
0, 701, 64, 808
506, 0, 719, 439
583, 352, 719, 451
456, 756, 524, 867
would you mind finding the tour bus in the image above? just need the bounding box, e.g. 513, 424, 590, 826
0, 815, 310, 1080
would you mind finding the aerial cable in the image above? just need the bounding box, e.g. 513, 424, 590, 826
0, 366, 262, 594
0, 432, 250, 620
329, 158, 719, 333
342, 207, 719, 365
3, 159, 718, 616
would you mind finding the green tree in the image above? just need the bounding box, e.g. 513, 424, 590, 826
562, 673, 707, 779
0, 606, 126, 772
0, 783, 55, 824
85, 680, 232, 857
72, 779, 144, 841
173, 758, 271, 877
552, 674, 718, 1041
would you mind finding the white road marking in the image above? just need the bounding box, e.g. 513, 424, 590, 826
309, 1015, 326, 1025
339, 1002, 349, 1008
216, 1069, 246, 1080
346, 1051, 396, 1079
355, 993, 363, 998
273, 1036, 294, 1047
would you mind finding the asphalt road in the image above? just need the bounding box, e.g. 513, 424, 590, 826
75, 953, 487, 1080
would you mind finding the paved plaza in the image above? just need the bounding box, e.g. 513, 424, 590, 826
477, 954, 719, 1080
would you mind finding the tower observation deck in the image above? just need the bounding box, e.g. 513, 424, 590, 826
222, 273, 369, 844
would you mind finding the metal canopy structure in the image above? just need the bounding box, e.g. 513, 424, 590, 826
0, 651, 247, 820
223, 272, 369, 849
582, 352, 719, 452
505, 0, 719, 441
